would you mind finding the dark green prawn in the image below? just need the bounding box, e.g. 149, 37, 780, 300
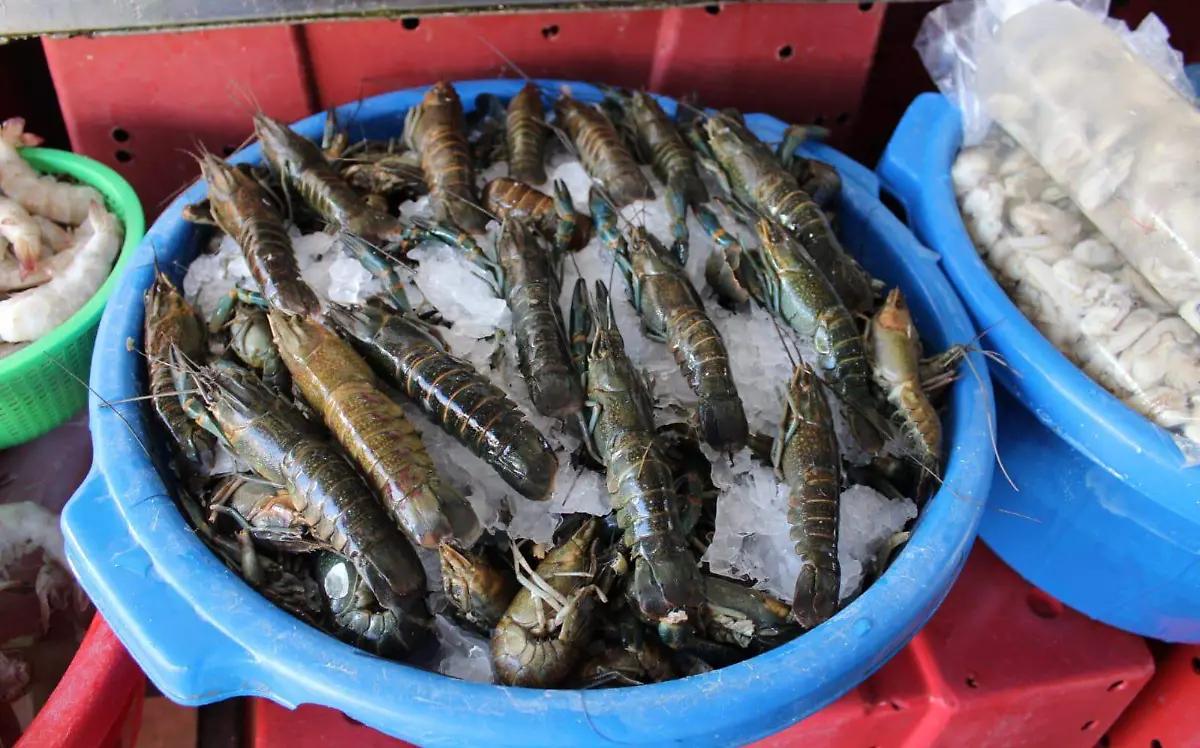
253, 115, 414, 247
189, 360, 432, 652
774, 362, 842, 629
591, 191, 748, 451
496, 217, 583, 419
751, 218, 885, 452
576, 280, 703, 622
325, 301, 561, 503
702, 114, 874, 314
144, 271, 215, 466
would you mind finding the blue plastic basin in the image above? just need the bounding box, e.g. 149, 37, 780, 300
64, 80, 995, 746
878, 93, 1200, 644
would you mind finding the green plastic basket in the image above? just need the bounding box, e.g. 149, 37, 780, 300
0, 149, 145, 448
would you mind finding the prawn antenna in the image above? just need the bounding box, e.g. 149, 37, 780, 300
476, 33, 535, 83
769, 314, 799, 370
963, 351, 1017, 492
42, 352, 153, 461
224, 79, 265, 120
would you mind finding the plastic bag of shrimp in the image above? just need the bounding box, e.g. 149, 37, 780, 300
924, 0, 1200, 464
918, 0, 1200, 342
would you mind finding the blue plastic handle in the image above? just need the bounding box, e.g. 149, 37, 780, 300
65, 80, 995, 746
63, 469, 264, 704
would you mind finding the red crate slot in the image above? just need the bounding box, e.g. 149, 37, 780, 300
41, 27, 315, 216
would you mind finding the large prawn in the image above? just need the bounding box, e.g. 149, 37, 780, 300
253, 114, 415, 246
591, 191, 748, 451
189, 360, 432, 652
575, 280, 703, 622
868, 288, 942, 499
491, 519, 608, 688
773, 362, 842, 629
748, 218, 885, 452
403, 81, 490, 234
326, 301, 560, 502
143, 271, 215, 466
554, 94, 653, 207
268, 311, 479, 548
483, 178, 592, 253
199, 154, 321, 316
701, 114, 875, 314
506, 82, 550, 185
496, 216, 582, 419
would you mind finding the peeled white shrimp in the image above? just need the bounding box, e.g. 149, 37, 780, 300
0, 241, 80, 293
0, 196, 42, 276
35, 216, 74, 252
0, 117, 103, 226
0, 202, 121, 342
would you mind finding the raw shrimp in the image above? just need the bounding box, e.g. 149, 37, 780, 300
491, 519, 607, 687
0, 202, 121, 342
0, 247, 74, 293
34, 217, 74, 252
0, 118, 102, 226
269, 311, 480, 548
0, 196, 42, 277
190, 360, 432, 649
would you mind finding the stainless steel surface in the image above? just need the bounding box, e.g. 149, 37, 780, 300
2, 0, 922, 39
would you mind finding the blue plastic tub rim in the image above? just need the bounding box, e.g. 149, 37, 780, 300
877, 92, 1200, 522
64, 79, 995, 748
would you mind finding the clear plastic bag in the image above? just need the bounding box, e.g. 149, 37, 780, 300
920, 0, 1200, 462
917, 0, 1193, 145
919, 0, 1200, 336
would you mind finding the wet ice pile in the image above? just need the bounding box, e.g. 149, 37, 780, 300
403, 155, 917, 604
703, 453, 917, 603
181, 155, 921, 615
955, 129, 1200, 459
183, 226, 385, 320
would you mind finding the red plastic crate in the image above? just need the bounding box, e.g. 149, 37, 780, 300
1105, 645, 1200, 748
40, 4, 883, 218
248, 544, 1153, 747
14, 617, 145, 748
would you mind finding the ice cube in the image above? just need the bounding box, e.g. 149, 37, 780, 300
432, 615, 495, 684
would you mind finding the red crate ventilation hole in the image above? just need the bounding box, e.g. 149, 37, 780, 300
248, 545, 1153, 748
